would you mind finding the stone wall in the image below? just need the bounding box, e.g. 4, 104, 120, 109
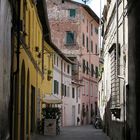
127, 0, 140, 139
0, 1, 12, 139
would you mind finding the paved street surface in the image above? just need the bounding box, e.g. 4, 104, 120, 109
32, 125, 110, 140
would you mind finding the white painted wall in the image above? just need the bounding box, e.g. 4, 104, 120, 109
53, 53, 80, 126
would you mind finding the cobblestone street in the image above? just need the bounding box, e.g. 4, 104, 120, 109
31, 125, 110, 140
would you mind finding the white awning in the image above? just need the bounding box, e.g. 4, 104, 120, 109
42, 94, 62, 104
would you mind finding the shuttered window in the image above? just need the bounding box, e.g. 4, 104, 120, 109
72, 87, 75, 98
91, 64, 94, 77
83, 59, 86, 73
95, 66, 98, 78
69, 9, 76, 17
86, 61, 89, 74
54, 80, 59, 94
66, 31, 75, 44
82, 33, 85, 47
91, 41, 93, 53
86, 36, 89, 52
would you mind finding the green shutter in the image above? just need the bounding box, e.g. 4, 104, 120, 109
86, 36, 88, 52
95, 67, 98, 78
54, 80, 56, 94
66, 32, 74, 44
69, 9, 76, 17
83, 59, 85, 73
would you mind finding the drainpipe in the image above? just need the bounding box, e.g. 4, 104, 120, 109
13, 0, 20, 75
122, 0, 126, 139
61, 59, 63, 126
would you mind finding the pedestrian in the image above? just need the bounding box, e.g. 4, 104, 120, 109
77, 117, 80, 126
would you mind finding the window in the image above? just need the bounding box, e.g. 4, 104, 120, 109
95, 102, 97, 115
28, 11, 30, 48
69, 9, 76, 18
82, 33, 85, 47
57, 56, 59, 66
91, 104, 93, 117
85, 81, 89, 95
86, 61, 89, 74
78, 104, 80, 114
82, 14, 85, 22
87, 19, 88, 32
109, 43, 120, 109
54, 54, 56, 65
91, 24, 93, 35
95, 66, 98, 78
67, 64, 70, 74
83, 59, 86, 73
91, 41, 93, 53
31, 85, 35, 132
72, 64, 78, 74
86, 36, 88, 52
72, 87, 75, 98
95, 27, 98, 34
66, 31, 75, 44
64, 85, 67, 96
95, 44, 98, 54
90, 83, 93, 96
91, 64, 94, 77
61, 83, 64, 96
64, 63, 66, 72
54, 80, 59, 94
67, 86, 70, 97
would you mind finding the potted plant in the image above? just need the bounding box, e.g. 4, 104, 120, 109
47, 70, 53, 80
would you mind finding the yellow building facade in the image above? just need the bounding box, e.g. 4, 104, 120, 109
12, 1, 53, 140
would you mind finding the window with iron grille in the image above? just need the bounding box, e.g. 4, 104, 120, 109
109, 43, 120, 108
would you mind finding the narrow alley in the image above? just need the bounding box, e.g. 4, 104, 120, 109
1, 0, 140, 140
31, 125, 110, 140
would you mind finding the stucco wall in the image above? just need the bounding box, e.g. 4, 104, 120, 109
102, 0, 128, 139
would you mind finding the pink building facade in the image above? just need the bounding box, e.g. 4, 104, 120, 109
46, 0, 99, 125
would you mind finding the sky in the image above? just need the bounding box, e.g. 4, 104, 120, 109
73, 0, 104, 17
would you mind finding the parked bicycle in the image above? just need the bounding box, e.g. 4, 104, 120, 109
93, 117, 102, 129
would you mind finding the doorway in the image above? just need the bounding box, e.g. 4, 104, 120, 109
72, 105, 76, 126
20, 61, 25, 140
